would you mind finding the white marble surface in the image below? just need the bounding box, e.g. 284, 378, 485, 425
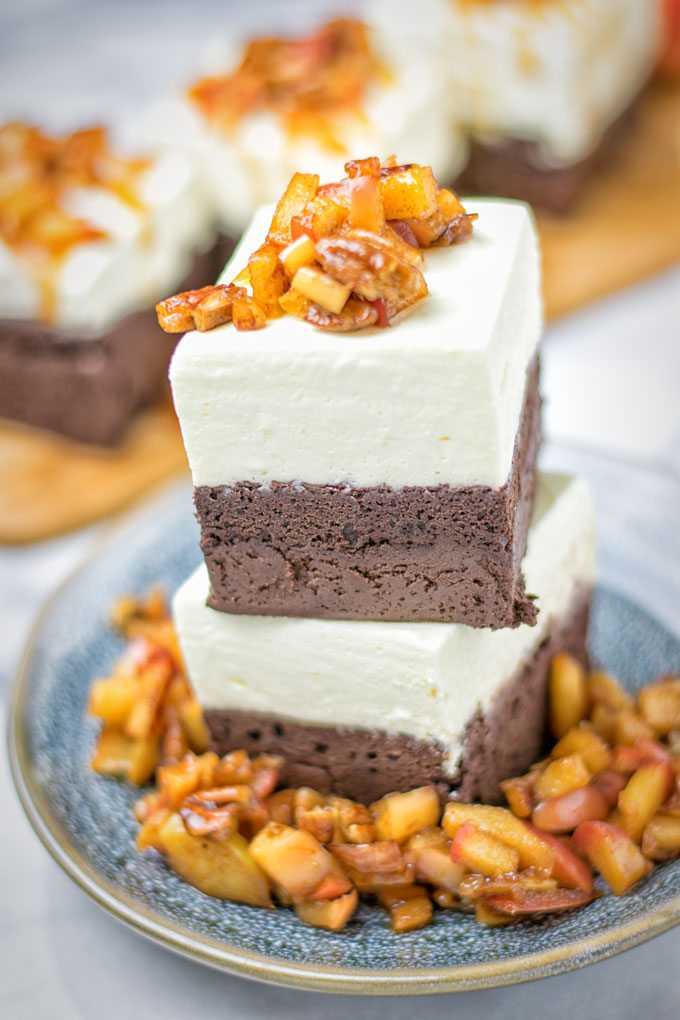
1, 1, 680, 1015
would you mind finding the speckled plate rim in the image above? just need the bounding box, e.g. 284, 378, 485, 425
7, 489, 680, 996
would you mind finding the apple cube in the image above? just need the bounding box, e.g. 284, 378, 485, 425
249, 822, 334, 900
617, 762, 675, 842
639, 676, 680, 735
614, 710, 655, 746
642, 814, 680, 861
378, 164, 439, 220
550, 653, 588, 738
532, 786, 609, 833
291, 265, 350, 314
525, 825, 594, 892
159, 813, 271, 906
372, 786, 440, 844
574, 820, 652, 895
279, 235, 316, 277
413, 843, 464, 893
349, 176, 385, 233
534, 754, 591, 802
248, 243, 287, 315
295, 888, 358, 931
377, 884, 433, 933
90, 728, 159, 785
552, 727, 612, 774
474, 900, 514, 926
589, 671, 635, 711
450, 822, 520, 877
591, 770, 628, 807
500, 776, 534, 818
88, 676, 136, 727
327, 796, 375, 843
267, 172, 319, 245
443, 803, 554, 871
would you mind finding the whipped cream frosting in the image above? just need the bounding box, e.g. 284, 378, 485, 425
170, 197, 542, 491
0, 150, 213, 335
174, 471, 596, 774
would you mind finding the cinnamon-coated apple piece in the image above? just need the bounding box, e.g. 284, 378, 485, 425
295, 888, 359, 931
378, 164, 439, 220
642, 814, 680, 861
407, 831, 464, 893
90, 728, 159, 785
617, 761, 675, 842
327, 796, 375, 843
377, 884, 433, 933
614, 710, 655, 747
158, 813, 272, 906
638, 676, 680, 735
551, 727, 612, 774
589, 671, 635, 712
372, 786, 440, 844
591, 771, 628, 808
249, 822, 335, 900
450, 822, 520, 878
532, 785, 609, 834
525, 825, 594, 893
267, 172, 319, 245
550, 653, 588, 738
443, 803, 554, 871
248, 242, 287, 315
573, 821, 652, 895
500, 776, 534, 818
349, 175, 385, 233
533, 753, 591, 802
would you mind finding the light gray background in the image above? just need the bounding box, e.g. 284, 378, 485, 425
1, 1, 679, 1016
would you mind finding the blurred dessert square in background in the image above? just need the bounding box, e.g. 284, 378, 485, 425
0, 123, 217, 445
371, 0, 662, 211
148, 17, 467, 239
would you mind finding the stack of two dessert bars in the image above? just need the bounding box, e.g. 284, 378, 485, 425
171, 198, 596, 804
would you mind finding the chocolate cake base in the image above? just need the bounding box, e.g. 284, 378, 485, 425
0, 239, 230, 447
457, 99, 639, 213
196, 357, 540, 628
204, 590, 590, 805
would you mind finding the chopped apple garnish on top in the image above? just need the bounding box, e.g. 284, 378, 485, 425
155, 157, 475, 335
91, 588, 680, 932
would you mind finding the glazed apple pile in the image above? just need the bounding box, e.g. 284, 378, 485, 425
188, 19, 383, 143
90, 593, 680, 932
155, 157, 476, 335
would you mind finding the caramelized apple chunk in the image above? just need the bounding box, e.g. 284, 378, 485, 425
574, 821, 652, 895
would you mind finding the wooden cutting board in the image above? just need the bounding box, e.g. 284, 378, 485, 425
539, 80, 680, 319
0, 400, 189, 544
1, 81, 678, 544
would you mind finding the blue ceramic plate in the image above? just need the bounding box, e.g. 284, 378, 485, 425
8, 478, 680, 995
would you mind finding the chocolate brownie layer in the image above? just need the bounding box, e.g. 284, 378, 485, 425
0, 239, 230, 446
456, 100, 638, 213
196, 357, 540, 628
205, 591, 590, 804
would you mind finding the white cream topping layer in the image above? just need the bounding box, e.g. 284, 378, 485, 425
370, 0, 660, 164
174, 471, 596, 775
0, 150, 213, 335
148, 32, 467, 237
170, 197, 542, 490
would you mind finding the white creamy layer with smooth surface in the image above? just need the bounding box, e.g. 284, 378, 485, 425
0, 150, 213, 334
370, 0, 660, 163
174, 472, 596, 774
170, 198, 542, 490
149, 32, 467, 236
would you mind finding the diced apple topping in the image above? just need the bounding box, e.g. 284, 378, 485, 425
291, 265, 351, 314
372, 786, 440, 844
155, 157, 474, 335
90, 588, 680, 933
550, 653, 588, 738
187, 19, 383, 147
574, 821, 652, 895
